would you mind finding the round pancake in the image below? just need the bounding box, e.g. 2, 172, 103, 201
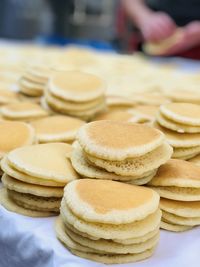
69, 247, 155, 264
30, 115, 85, 143
64, 179, 160, 224
77, 121, 165, 160
162, 210, 200, 226
189, 154, 200, 166
85, 142, 172, 177
7, 189, 60, 212
148, 159, 200, 188
61, 200, 161, 239
157, 112, 200, 133
64, 225, 159, 254
126, 170, 157, 185
133, 105, 158, 118
154, 122, 200, 147
0, 121, 35, 158
7, 143, 79, 183
2, 174, 63, 197
0, 89, 19, 105
133, 92, 169, 106
45, 90, 105, 112
0, 188, 56, 217
160, 103, 200, 126
160, 198, 200, 218
172, 146, 200, 158
24, 65, 51, 84
1, 156, 65, 187
173, 152, 200, 161
106, 95, 134, 108
149, 186, 200, 201
160, 221, 192, 232
49, 71, 105, 102
1, 102, 48, 120
165, 89, 200, 104
19, 78, 44, 96
71, 142, 155, 180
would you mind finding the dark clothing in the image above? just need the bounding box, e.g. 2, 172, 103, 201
147, 0, 200, 26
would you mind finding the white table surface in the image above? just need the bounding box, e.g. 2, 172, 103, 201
0, 205, 199, 267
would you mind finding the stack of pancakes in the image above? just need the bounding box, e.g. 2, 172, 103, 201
156, 103, 200, 160
0, 102, 48, 121
71, 121, 173, 185
0, 143, 79, 217
18, 65, 51, 97
56, 179, 161, 264
148, 159, 200, 231
30, 115, 85, 144
44, 71, 106, 121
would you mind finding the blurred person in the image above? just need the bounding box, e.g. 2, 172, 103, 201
120, 0, 200, 58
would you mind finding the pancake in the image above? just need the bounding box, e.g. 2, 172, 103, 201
133, 92, 169, 106
2, 173, 63, 197
106, 95, 134, 108
160, 103, 200, 126
1, 102, 48, 120
126, 170, 157, 185
30, 115, 85, 143
148, 159, 200, 188
7, 143, 79, 183
85, 142, 172, 177
64, 179, 160, 224
173, 146, 200, 159
48, 71, 105, 102
154, 122, 200, 147
157, 112, 200, 133
165, 89, 200, 104
160, 198, 200, 218
94, 110, 140, 123
0, 89, 19, 105
162, 210, 200, 226
160, 221, 192, 232
19, 78, 44, 97
0, 121, 35, 159
77, 121, 165, 160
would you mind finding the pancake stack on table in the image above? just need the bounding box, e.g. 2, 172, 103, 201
30, 115, 85, 144
0, 102, 48, 121
71, 121, 173, 185
0, 143, 79, 217
148, 159, 200, 232
56, 179, 161, 264
44, 71, 106, 121
156, 103, 200, 160
0, 120, 35, 175
18, 65, 52, 97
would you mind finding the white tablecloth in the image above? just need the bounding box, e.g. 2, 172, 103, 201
0, 206, 199, 267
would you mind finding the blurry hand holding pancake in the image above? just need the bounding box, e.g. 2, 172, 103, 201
148, 159, 200, 231
71, 120, 173, 185
56, 179, 161, 264
44, 71, 106, 121
155, 103, 200, 160
0, 143, 79, 217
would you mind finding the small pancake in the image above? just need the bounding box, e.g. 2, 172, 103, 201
148, 159, 200, 188
106, 95, 134, 108
162, 210, 200, 226
30, 115, 85, 143
0, 188, 56, 217
2, 174, 63, 197
172, 146, 200, 159
23, 65, 52, 84
160, 220, 192, 232
61, 200, 161, 240
71, 142, 155, 180
7, 143, 79, 183
1, 156, 65, 187
149, 186, 200, 201
133, 105, 158, 118
49, 71, 105, 102
154, 122, 200, 147
157, 112, 200, 133
55, 217, 156, 264
160, 103, 200, 126
133, 92, 169, 106
174, 152, 200, 161
77, 121, 165, 160
126, 170, 157, 185
64, 179, 160, 224
0, 121, 35, 159
94, 110, 140, 123
85, 142, 172, 177
165, 89, 200, 104
1, 102, 48, 120
160, 198, 200, 218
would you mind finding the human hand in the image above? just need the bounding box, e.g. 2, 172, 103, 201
138, 11, 176, 42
